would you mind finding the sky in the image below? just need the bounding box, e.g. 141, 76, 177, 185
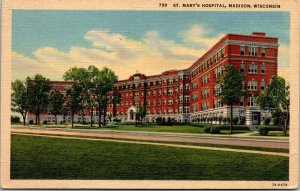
12, 11, 290, 81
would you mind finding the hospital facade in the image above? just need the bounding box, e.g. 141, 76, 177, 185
27, 32, 279, 125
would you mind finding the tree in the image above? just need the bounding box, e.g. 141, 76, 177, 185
220, 65, 246, 134
256, 76, 290, 135
136, 105, 147, 126
11, 80, 30, 125
93, 67, 118, 127
64, 65, 100, 127
66, 84, 83, 129
112, 91, 121, 117
48, 90, 64, 125
26, 74, 51, 125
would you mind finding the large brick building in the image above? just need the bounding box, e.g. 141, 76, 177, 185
27, 32, 279, 125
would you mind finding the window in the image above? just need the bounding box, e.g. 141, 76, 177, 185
248, 63, 258, 73
261, 81, 265, 90
240, 96, 244, 106
247, 81, 257, 90
168, 89, 173, 96
240, 62, 245, 73
168, 99, 173, 105
261, 48, 266, 57
152, 100, 156, 106
261, 63, 266, 74
192, 105, 198, 112
179, 85, 183, 92
183, 106, 190, 114
249, 47, 258, 56
192, 93, 198, 102
202, 102, 209, 111
213, 99, 222, 108
214, 84, 221, 96
202, 73, 209, 85
152, 90, 156, 96
192, 81, 198, 90
184, 95, 190, 103
202, 88, 210, 98
214, 66, 223, 78
184, 84, 190, 92
248, 96, 256, 106
240, 46, 245, 55
179, 96, 183, 103
179, 107, 183, 114
163, 99, 166, 105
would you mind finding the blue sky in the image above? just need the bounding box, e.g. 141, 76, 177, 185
12, 11, 290, 81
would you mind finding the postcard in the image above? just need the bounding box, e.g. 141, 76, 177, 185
1, 0, 299, 189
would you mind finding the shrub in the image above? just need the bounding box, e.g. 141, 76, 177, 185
204, 126, 211, 133
210, 126, 220, 134
29, 120, 34, 124
43, 120, 47, 125
258, 126, 269, 136
218, 117, 223, 124
115, 118, 122, 122
232, 117, 239, 125
156, 117, 162, 123
11, 115, 20, 123
264, 117, 271, 125
60, 121, 64, 124
239, 116, 246, 125
219, 125, 249, 131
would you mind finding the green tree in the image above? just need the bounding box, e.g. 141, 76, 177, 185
220, 65, 246, 134
66, 84, 83, 129
112, 91, 121, 117
64, 65, 100, 127
256, 76, 290, 135
26, 74, 51, 125
48, 90, 64, 125
136, 105, 147, 126
11, 80, 30, 125
93, 67, 118, 127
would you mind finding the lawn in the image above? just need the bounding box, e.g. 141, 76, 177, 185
72, 124, 251, 134
11, 134, 288, 180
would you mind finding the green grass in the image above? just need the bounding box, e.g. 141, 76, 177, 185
72, 124, 251, 135
11, 134, 288, 180
252, 131, 289, 137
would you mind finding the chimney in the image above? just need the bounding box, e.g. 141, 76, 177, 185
252, 32, 266, 36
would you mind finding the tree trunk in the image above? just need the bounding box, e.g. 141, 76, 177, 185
103, 107, 107, 126
283, 111, 289, 136
230, 104, 233, 134
38, 114, 40, 126
81, 113, 84, 125
90, 108, 93, 127
22, 114, 26, 126
71, 113, 74, 129
35, 114, 38, 125
55, 115, 57, 125
98, 107, 101, 128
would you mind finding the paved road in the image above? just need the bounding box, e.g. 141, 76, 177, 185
11, 127, 289, 149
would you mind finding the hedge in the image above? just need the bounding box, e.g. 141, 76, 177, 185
258, 126, 282, 136
203, 126, 220, 134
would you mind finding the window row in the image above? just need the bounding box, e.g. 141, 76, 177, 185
191, 48, 225, 78
240, 46, 266, 57
240, 62, 266, 74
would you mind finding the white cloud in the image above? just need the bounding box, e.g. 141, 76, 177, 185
11, 24, 290, 82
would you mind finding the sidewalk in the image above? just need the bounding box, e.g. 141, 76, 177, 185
11, 126, 289, 149
11, 124, 289, 142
